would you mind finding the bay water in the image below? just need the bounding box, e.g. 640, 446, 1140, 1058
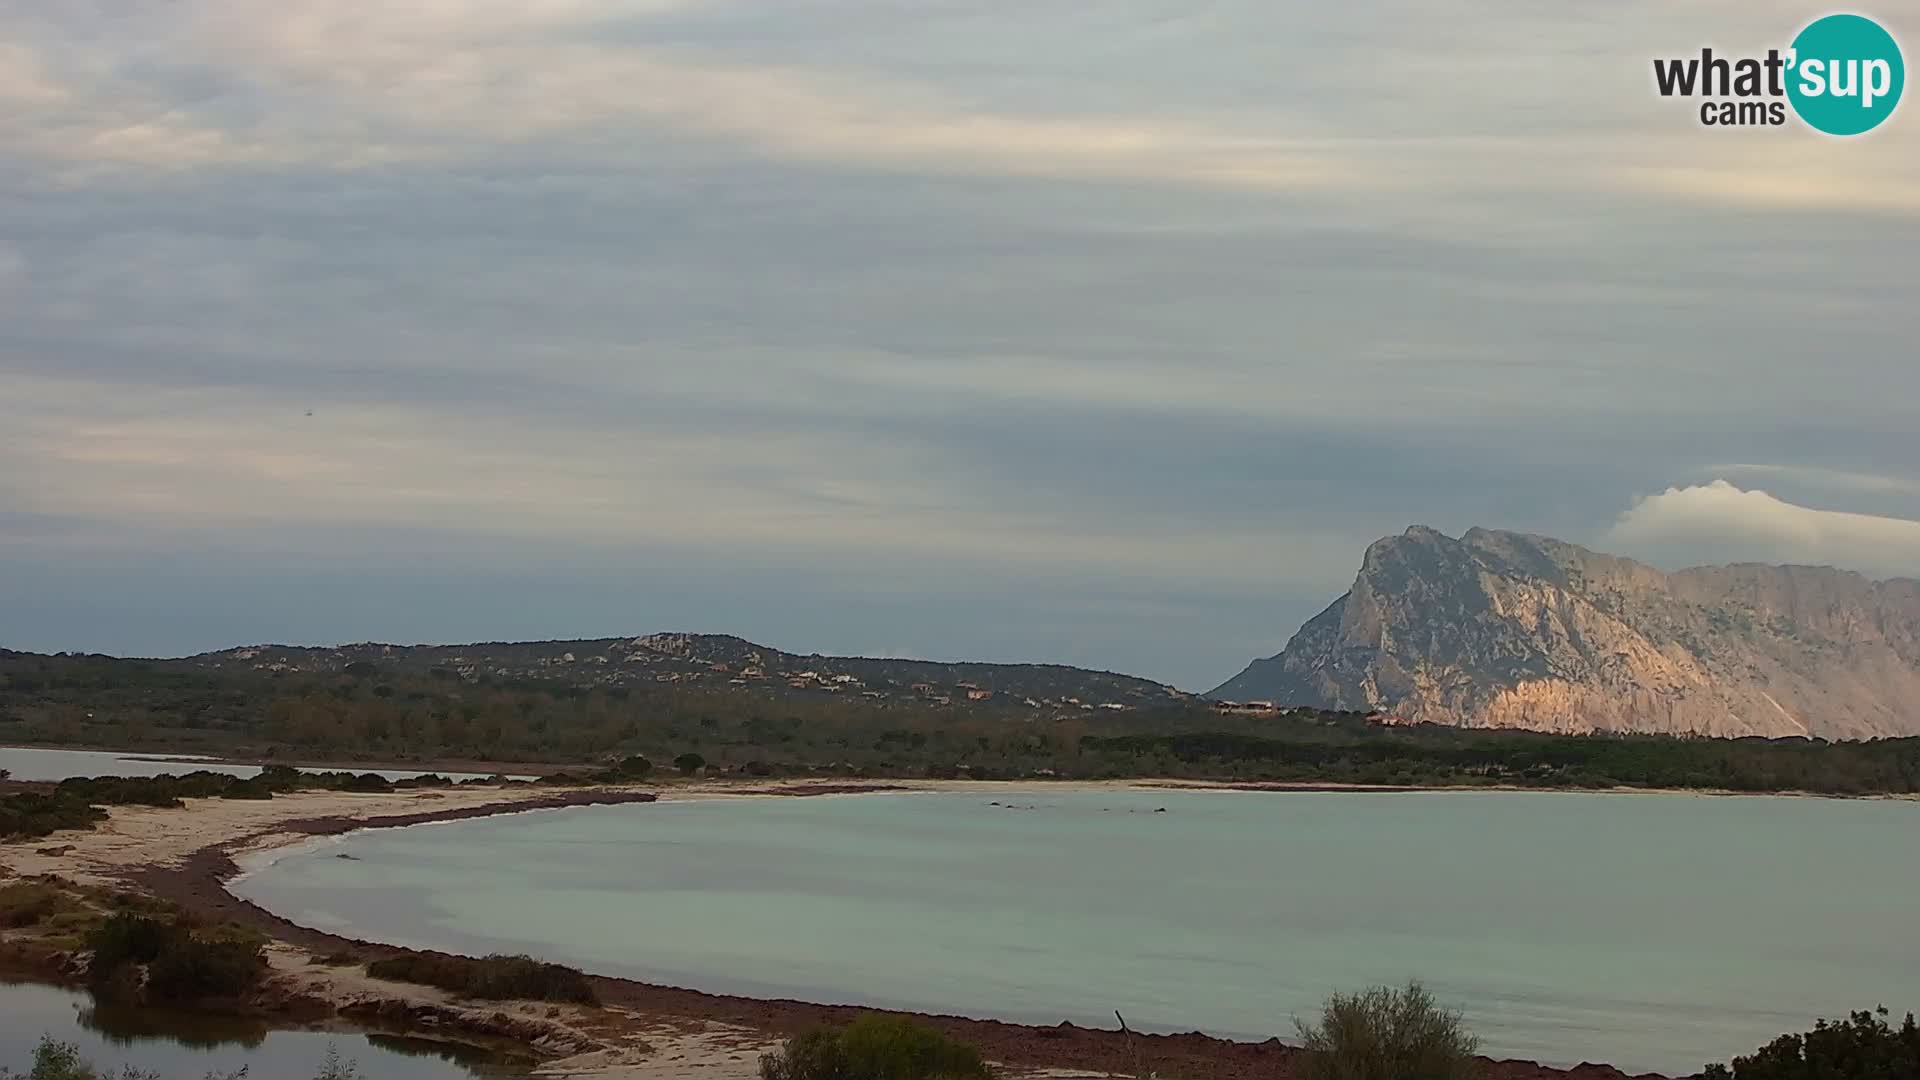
230, 788, 1920, 1075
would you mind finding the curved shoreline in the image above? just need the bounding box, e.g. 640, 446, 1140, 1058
209, 784, 1668, 1080
9, 781, 1681, 1080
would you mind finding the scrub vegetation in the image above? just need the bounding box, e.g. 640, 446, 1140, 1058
3, 651, 1916, 797
86, 913, 267, 1002
363, 952, 599, 1005
0, 767, 478, 841
759, 1015, 993, 1080
1294, 982, 1480, 1080
1702, 1008, 1920, 1080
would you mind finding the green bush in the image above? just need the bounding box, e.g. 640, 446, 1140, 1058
85, 913, 264, 1001
760, 1015, 992, 1080
145, 937, 266, 1000
1702, 1008, 1920, 1079
365, 953, 597, 1004
0, 1036, 120, 1080
86, 915, 181, 980
1295, 982, 1480, 1080
674, 752, 706, 775
217, 779, 275, 801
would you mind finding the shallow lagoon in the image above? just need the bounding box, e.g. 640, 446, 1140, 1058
232, 788, 1920, 1075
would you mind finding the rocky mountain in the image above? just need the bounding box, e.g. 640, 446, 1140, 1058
1211, 527, 1920, 738
185, 633, 1191, 711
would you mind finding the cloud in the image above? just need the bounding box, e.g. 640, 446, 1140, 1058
0, 5, 1366, 190
0, 372, 1364, 592
7, 1, 1918, 220
2, 0, 1919, 686
1700, 464, 1920, 498
1603, 480, 1920, 578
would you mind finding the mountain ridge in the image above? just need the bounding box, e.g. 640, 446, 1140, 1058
1212, 526, 1920, 738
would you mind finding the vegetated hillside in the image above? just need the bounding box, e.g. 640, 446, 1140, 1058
2, 648, 1916, 794
1212, 526, 1920, 739
182, 632, 1188, 710
0, 640, 1193, 772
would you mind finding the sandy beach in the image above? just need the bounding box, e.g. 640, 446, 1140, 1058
1, 779, 1676, 1080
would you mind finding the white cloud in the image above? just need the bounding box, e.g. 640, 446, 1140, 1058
1603, 480, 1920, 578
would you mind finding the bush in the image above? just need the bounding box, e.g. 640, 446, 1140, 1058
1295, 982, 1480, 1080
616, 755, 653, 778
674, 752, 706, 775
365, 953, 597, 1005
85, 913, 264, 1001
145, 937, 266, 1000
86, 915, 180, 980
760, 1015, 992, 1080
1702, 1008, 1920, 1079
0, 1036, 116, 1080
218, 779, 275, 801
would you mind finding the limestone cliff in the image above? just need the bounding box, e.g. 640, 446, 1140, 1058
1211, 526, 1920, 738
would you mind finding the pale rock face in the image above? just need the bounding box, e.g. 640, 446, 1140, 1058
1212, 526, 1920, 738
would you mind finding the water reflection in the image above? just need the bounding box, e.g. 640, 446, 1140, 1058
79, 996, 270, 1051
0, 981, 527, 1079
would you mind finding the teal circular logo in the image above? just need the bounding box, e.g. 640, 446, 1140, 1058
1787, 14, 1904, 135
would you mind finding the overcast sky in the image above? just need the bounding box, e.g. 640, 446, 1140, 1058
3, 1, 1917, 690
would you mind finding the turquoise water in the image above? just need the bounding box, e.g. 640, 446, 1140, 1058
231, 789, 1920, 1075
0, 980, 520, 1078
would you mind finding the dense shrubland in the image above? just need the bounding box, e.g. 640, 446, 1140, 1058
1702, 1008, 1920, 1080
0, 767, 491, 841
3, 651, 1917, 795
86, 913, 267, 1001
363, 952, 598, 1004
0, 882, 267, 1007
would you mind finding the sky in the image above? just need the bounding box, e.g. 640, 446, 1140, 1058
2, 1, 1918, 691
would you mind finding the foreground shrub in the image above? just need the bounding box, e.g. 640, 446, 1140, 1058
1702, 1007, 1920, 1080
365, 953, 597, 1004
86, 915, 180, 979
85, 914, 264, 1000
145, 937, 266, 1000
760, 1015, 992, 1080
1295, 982, 1480, 1080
